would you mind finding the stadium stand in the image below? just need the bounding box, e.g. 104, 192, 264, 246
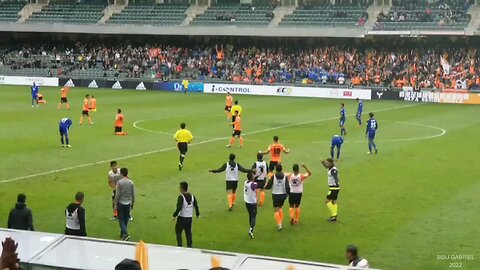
279, 2, 369, 27
375, 0, 471, 30
0, 1, 26, 22
190, 3, 274, 26
108, 0, 189, 26
1, 43, 479, 90
27, 0, 107, 24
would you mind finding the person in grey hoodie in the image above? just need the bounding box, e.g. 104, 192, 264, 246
7, 194, 34, 231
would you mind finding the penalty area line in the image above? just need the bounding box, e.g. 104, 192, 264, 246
0, 103, 419, 184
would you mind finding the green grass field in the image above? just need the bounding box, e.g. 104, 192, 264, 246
1, 85, 479, 270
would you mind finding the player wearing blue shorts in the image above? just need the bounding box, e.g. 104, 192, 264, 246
366, 112, 378, 154
59, 118, 73, 148
31, 83, 39, 107
339, 103, 346, 136
356, 98, 363, 126
331, 135, 344, 160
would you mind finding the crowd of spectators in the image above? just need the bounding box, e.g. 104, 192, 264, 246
376, 0, 471, 26
1, 42, 480, 89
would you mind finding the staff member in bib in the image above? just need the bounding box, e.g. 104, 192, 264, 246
321, 158, 340, 222
243, 172, 258, 239
173, 181, 200, 248
65, 192, 86, 236
209, 153, 251, 211
252, 153, 268, 206
174, 122, 194, 171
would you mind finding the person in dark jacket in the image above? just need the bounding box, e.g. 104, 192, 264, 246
7, 194, 34, 231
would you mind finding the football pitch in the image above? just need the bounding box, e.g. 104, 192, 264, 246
1, 85, 479, 270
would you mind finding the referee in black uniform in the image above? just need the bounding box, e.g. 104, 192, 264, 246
174, 123, 194, 171
172, 181, 199, 248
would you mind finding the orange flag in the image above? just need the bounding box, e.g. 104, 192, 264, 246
136, 241, 149, 270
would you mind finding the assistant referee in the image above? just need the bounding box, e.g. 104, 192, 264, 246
174, 122, 193, 171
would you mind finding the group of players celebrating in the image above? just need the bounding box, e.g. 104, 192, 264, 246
172, 92, 380, 239
39, 81, 379, 240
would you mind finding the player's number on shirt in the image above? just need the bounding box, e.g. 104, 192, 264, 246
273, 148, 281, 155
258, 166, 265, 173
370, 120, 377, 129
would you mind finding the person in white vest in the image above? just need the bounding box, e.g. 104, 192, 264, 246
209, 153, 251, 211
321, 158, 340, 222
65, 192, 86, 237
172, 181, 200, 248
108, 161, 123, 220
265, 164, 290, 231
251, 153, 268, 206
287, 163, 312, 226
346, 245, 369, 268
243, 172, 258, 239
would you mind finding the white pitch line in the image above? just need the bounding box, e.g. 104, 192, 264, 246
133, 119, 222, 140
0, 103, 418, 184
307, 121, 447, 144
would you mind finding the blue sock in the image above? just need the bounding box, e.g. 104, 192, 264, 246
359, 119, 362, 125
330, 147, 334, 159
372, 141, 376, 150
66, 136, 69, 145
61, 137, 64, 145
336, 149, 341, 159
368, 141, 372, 152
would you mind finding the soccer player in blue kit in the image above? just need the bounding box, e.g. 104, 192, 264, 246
366, 112, 378, 154
331, 135, 344, 160
31, 82, 39, 107
339, 103, 346, 136
59, 118, 73, 148
356, 98, 363, 126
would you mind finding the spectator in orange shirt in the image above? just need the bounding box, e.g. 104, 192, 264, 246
115, 109, 127, 136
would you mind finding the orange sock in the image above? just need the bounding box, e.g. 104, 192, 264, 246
279, 209, 284, 223
239, 137, 244, 146
232, 193, 236, 205
289, 208, 295, 219
230, 137, 235, 145
227, 194, 233, 208
88, 117, 93, 124
79, 116, 83, 124
259, 191, 265, 206
115, 132, 128, 136
274, 212, 281, 226
66, 103, 70, 110
295, 208, 301, 222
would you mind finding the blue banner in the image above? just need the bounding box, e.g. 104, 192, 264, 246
153, 82, 204, 92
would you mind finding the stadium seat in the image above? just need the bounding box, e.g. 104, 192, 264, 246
0, 1, 26, 22
107, 2, 189, 26
27, 0, 107, 24
190, 3, 274, 26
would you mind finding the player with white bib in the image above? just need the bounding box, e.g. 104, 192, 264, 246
209, 153, 251, 211
252, 153, 268, 206
287, 163, 312, 226
243, 172, 258, 238
265, 164, 290, 231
